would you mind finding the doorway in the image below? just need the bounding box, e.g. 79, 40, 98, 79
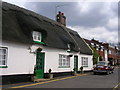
74, 55, 78, 72
35, 50, 45, 79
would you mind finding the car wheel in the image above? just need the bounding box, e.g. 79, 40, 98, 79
93, 72, 96, 75
111, 70, 114, 74
106, 71, 110, 75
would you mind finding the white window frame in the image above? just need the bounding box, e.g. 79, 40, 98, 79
32, 31, 42, 42
67, 44, 71, 52
109, 50, 112, 54
96, 47, 99, 50
81, 57, 88, 67
59, 54, 70, 67
96, 44, 99, 47
91, 43, 94, 46
0, 47, 8, 67
101, 48, 103, 51
67, 44, 70, 49
91, 43, 94, 47
101, 46, 104, 51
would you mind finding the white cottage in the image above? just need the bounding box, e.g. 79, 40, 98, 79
1, 2, 93, 83
67, 29, 93, 71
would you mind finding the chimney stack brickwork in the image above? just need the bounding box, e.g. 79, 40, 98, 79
56, 11, 66, 26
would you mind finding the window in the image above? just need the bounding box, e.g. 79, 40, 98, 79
109, 50, 112, 54
59, 54, 70, 67
32, 31, 42, 42
96, 44, 99, 47
96, 47, 99, 50
81, 57, 88, 67
67, 44, 70, 49
101, 48, 103, 51
0, 47, 8, 67
97, 61, 106, 66
67, 44, 71, 52
101, 46, 103, 51
91, 43, 94, 46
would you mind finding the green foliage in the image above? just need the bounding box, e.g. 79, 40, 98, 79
91, 47, 99, 65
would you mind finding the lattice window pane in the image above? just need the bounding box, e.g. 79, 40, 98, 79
59, 54, 70, 67
0, 47, 7, 66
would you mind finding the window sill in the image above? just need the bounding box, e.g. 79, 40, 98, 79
0, 66, 8, 68
34, 41, 45, 45
83, 66, 88, 67
58, 66, 70, 68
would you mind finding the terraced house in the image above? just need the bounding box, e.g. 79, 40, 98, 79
84, 39, 120, 66
1, 2, 93, 83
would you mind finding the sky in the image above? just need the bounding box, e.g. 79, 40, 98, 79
2, 0, 119, 44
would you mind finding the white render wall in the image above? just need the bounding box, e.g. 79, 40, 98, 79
1, 41, 35, 75
30, 45, 76, 73
1, 41, 76, 75
104, 50, 108, 63
1, 41, 93, 76
78, 54, 93, 71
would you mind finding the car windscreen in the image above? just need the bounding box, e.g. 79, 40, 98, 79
97, 62, 106, 66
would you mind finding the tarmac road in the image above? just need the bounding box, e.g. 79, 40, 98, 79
2, 67, 120, 89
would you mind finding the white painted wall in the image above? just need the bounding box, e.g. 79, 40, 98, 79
1, 41, 76, 75
30, 45, 77, 73
1, 41, 35, 75
78, 54, 93, 71
104, 50, 108, 63
1, 41, 93, 76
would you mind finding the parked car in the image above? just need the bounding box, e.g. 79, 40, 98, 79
93, 61, 114, 75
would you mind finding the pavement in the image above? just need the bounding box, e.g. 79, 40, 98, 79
1, 66, 120, 89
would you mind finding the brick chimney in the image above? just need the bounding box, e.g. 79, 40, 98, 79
56, 11, 66, 26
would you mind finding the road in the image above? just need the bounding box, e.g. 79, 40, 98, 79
2, 67, 120, 89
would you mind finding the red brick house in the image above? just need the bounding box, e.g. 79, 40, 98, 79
84, 39, 107, 62
84, 38, 120, 65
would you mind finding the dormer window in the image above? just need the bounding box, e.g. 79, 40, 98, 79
67, 44, 70, 49
101, 46, 104, 51
67, 44, 71, 52
91, 43, 94, 46
91, 43, 94, 47
33, 31, 42, 42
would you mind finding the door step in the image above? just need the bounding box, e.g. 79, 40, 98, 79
31, 76, 51, 82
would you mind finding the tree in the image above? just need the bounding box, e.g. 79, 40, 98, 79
92, 47, 99, 65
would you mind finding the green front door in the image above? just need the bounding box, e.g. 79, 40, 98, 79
74, 55, 78, 72
36, 52, 45, 79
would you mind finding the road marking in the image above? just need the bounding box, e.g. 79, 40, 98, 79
2, 82, 31, 87
6, 74, 88, 89
113, 83, 120, 90
1, 82, 32, 89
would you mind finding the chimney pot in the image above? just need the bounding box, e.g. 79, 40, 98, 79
59, 11, 61, 14
56, 11, 66, 26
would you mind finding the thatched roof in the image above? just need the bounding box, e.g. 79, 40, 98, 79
2, 2, 92, 55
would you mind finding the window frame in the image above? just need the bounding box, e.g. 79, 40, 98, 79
109, 50, 112, 54
81, 57, 88, 67
0, 47, 8, 68
59, 54, 70, 68
32, 31, 42, 42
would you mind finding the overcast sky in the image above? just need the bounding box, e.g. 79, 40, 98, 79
3, 0, 119, 44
